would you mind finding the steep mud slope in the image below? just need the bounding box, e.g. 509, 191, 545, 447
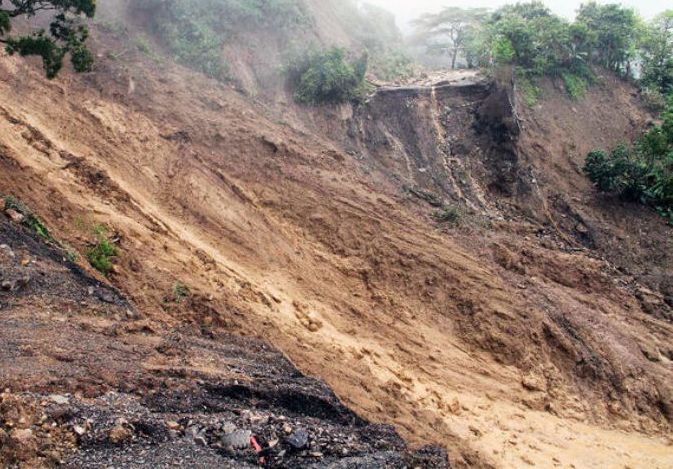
1, 23, 673, 469
0, 215, 445, 468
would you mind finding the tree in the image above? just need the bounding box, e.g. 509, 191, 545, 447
0, 0, 96, 78
489, 2, 576, 75
640, 10, 673, 96
286, 47, 369, 105
412, 7, 489, 70
575, 2, 640, 76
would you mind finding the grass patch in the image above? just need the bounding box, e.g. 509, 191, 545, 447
561, 71, 588, 100
86, 225, 118, 276
517, 73, 542, 107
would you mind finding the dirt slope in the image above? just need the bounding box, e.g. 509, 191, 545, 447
0, 21, 672, 469
0, 216, 445, 468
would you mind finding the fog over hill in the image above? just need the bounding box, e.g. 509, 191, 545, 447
366, 0, 667, 31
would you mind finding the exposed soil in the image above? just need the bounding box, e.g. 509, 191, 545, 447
0, 217, 446, 468
0, 12, 672, 469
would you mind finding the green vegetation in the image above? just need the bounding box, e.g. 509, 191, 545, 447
286, 47, 370, 105
135, 36, 162, 63
517, 72, 542, 106
585, 97, 673, 223
410, 2, 666, 100
372, 50, 414, 82
3, 196, 53, 241
433, 207, 462, 225
0, 0, 96, 78
173, 282, 191, 302
86, 225, 118, 276
134, 0, 307, 80
640, 11, 673, 99
561, 71, 588, 100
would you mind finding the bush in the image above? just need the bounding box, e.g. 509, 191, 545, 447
585, 97, 673, 222
86, 226, 118, 276
173, 282, 190, 302
641, 87, 667, 113
517, 72, 542, 106
561, 72, 588, 100
433, 207, 462, 225
370, 50, 414, 81
287, 47, 370, 104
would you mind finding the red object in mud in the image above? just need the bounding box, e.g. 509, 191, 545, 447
250, 435, 266, 466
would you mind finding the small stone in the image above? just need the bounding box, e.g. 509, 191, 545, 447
221, 430, 250, 450
221, 422, 236, 434
1, 280, 14, 291
48, 395, 69, 405
109, 424, 132, 444
282, 423, 293, 434
6, 208, 24, 224
641, 345, 661, 363
193, 434, 208, 447
166, 421, 180, 431
522, 374, 546, 392
73, 425, 86, 436
286, 429, 308, 450
0, 244, 14, 258
96, 290, 116, 304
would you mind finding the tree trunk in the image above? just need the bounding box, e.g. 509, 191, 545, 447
451, 49, 458, 70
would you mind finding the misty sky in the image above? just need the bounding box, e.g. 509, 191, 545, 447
366, 0, 667, 30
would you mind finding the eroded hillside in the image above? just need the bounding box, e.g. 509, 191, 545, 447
1, 4, 673, 469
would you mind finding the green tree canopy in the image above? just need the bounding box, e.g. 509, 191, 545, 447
0, 0, 96, 78
640, 10, 673, 96
575, 2, 640, 75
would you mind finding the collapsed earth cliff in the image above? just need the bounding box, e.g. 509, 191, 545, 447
1, 3, 673, 468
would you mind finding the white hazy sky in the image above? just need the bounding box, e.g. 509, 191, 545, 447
365, 0, 667, 29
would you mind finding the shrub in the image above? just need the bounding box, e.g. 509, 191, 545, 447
433, 207, 462, 225
517, 72, 542, 106
86, 226, 118, 276
585, 97, 673, 222
287, 47, 370, 105
173, 282, 190, 302
561, 71, 589, 100
641, 87, 667, 113
370, 50, 414, 81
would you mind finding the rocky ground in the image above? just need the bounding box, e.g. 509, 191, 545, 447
0, 211, 447, 468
